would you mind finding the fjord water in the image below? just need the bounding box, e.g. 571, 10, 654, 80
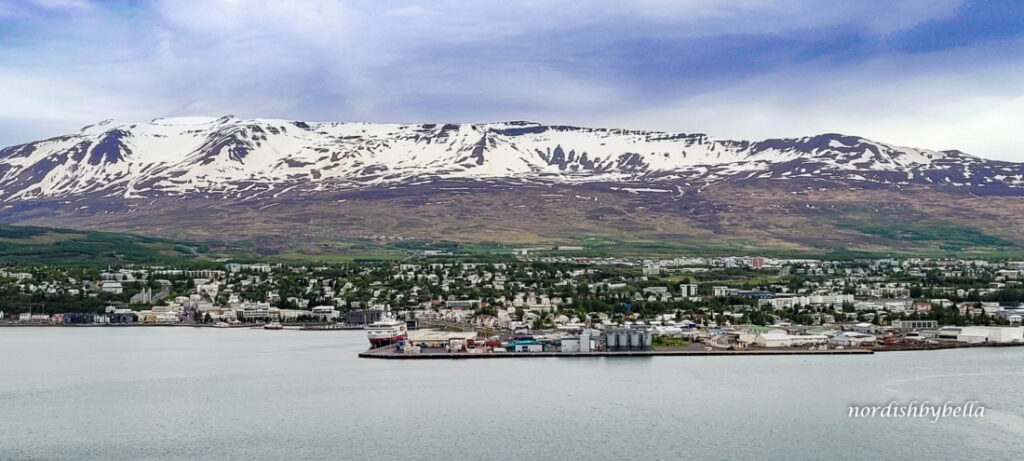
2, 328, 1023, 460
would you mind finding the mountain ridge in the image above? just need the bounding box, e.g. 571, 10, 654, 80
3, 116, 1024, 257
2, 116, 1021, 202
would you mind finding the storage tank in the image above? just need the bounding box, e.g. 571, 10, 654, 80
643, 332, 652, 350
617, 331, 629, 352
605, 331, 618, 351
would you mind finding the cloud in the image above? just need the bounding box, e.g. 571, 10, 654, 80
611, 40, 1024, 160
0, 0, 1022, 161
28, 0, 93, 9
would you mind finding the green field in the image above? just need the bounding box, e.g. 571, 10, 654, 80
2, 220, 1023, 268
0, 224, 210, 266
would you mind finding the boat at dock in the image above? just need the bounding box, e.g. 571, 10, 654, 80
366, 317, 407, 347
263, 321, 283, 330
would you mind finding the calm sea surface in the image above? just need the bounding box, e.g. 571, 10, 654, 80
2, 327, 1023, 460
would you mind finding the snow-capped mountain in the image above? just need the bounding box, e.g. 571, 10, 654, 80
1, 115, 1022, 201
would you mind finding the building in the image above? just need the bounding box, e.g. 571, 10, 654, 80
241, 302, 271, 321
712, 286, 731, 297
101, 281, 123, 294
130, 287, 152, 304
832, 332, 876, 347
311, 305, 339, 321
508, 340, 543, 352
559, 331, 594, 353
408, 331, 477, 348
755, 333, 828, 348
347, 310, 382, 325
955, 326, 1024, 344
603, 329, 652, 351
226, 263, 272, 273
445, 300, 480, 310
891, 320, 938, 330
679, 284, 699, 297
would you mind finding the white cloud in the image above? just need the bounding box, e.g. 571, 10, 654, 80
28, 0, 93, 9
1, 0, 1020, 163
624, 0, 964, 34
612, 42, 1024, 160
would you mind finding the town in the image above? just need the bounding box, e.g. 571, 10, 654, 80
4, 255, 1024, 355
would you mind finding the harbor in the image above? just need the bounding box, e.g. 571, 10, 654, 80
358, 326, 875, 359
356, 320, 1024, 359
359, 344, 874, 359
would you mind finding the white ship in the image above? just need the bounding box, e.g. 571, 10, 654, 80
366, 317, 408, 347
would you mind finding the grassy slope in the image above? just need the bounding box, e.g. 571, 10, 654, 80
0, 224, 210, 266
5, 181, 1024, 261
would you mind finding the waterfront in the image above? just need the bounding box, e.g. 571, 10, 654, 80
3, 328, 1024, 460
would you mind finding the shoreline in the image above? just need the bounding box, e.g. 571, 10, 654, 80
359, 347, 875, 359
359, 339, 1024, 359
8, 323, 1024, 357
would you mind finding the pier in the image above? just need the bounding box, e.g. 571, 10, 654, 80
359, 346, 874, 359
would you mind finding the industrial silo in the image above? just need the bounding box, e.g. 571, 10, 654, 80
617, 330, 629, 352
605, 331, 617, 351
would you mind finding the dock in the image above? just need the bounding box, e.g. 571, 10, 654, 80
359, 347, 874, 359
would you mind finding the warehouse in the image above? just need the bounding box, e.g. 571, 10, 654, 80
955, 327, 1024, 344
407, 331, 477, 348
755, 333, 829, 348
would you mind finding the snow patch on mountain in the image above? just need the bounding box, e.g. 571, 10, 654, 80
1, 117, 1022, 201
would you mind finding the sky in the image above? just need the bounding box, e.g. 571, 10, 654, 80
1, 0, 1023, 160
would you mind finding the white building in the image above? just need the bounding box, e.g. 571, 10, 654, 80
755, 333, 828, 348
955, 326, 1024, 344
513, 343, 543, 352
101, 281, 123, 294
832, 332, 876, 347
310, 305, 339, 321
241, 302, 272, 321
642, 263, 661, 276
679, 284, 699, 297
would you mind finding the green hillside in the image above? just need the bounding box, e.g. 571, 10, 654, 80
0, 224, 209, 265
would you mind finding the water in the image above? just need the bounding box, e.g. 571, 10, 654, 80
2, 328, 1023, 460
